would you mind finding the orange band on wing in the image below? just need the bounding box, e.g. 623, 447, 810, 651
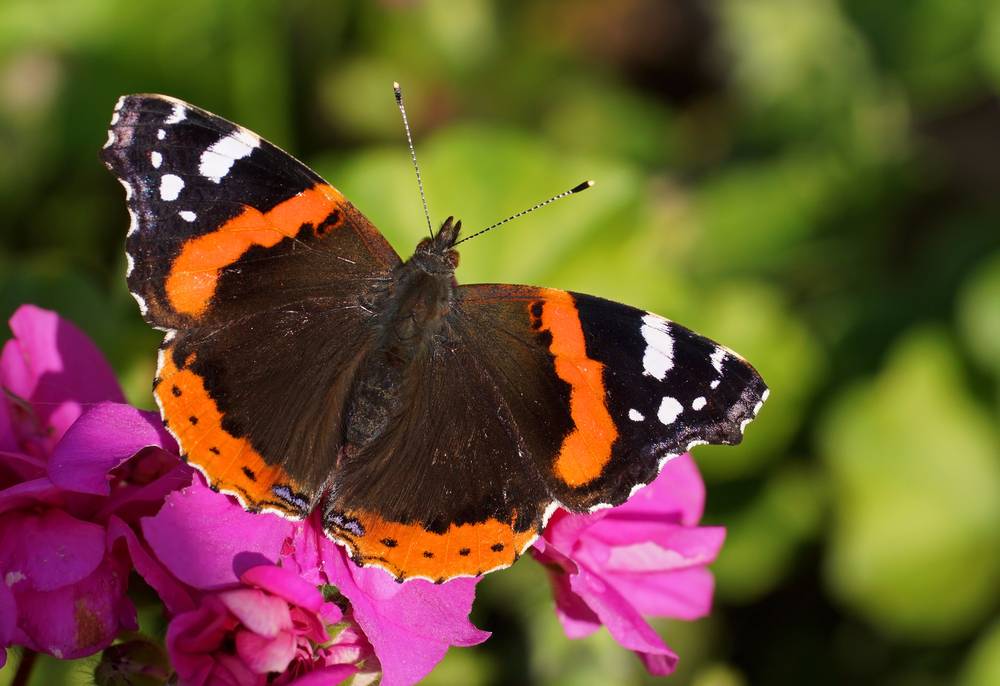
329, 509, 538, 581
538, 291, 618, 487
156, 344, 306, 517
165, 183, 346, 317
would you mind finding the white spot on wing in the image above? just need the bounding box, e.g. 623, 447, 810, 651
761, 388, 770, 402
125, 252, 135, 276
710, 347, 727, 374
5, 570, 25, 586
159, 174, 184, 201
126, 207, 138, 237
164, 103, 186, 124
115, 179, 139, 236
178, 210, 197, 222
103, 130, 115, 148
628, 408, 644, 421
641, 314, 674, 380
110, 111, 120, 126
151, 151, 162, 168
657, 396, 683, 426
157, 128, 166, 140
199, 128, 260, 183
132, 292, 149, 315
692, 396, 706, 411
710, 379, 720, 389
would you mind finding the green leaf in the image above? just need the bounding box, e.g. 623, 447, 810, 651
316, 124, 640, 288
713, 466, 826, 601
957, 250, 1000, 378
820, 328, 1000, 640
960, 621, 1000, 686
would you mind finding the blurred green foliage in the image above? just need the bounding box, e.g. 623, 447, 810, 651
1, 0, 998, 684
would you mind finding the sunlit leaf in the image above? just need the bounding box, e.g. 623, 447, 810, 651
821, 329, 1000, 640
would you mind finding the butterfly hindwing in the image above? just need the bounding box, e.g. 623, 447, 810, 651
322, 284, 767, 580
103, 94, 401, 517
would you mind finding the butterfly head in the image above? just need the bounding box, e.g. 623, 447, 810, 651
412, 216, 461, 272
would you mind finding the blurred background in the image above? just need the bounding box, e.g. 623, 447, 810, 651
1, 0, 999, 684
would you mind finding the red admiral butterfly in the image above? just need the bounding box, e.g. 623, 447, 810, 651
102, 92, 767, 582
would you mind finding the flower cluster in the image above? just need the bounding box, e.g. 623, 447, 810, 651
0, 304, 725, 683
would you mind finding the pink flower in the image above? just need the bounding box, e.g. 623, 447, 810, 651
167, 564, 367, 686
0, 305, 184, 666
532, 454, 726, 675
142, 473, 489, 686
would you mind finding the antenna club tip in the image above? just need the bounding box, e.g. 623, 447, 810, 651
571, 180, 595, 193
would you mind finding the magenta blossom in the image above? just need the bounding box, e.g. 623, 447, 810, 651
532, 454, 726, 674
0, 305, 184, 666
142, 471, 489, 686
167, 564, 368, 686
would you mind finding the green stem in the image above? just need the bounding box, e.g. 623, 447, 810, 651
11, 649, 37, 686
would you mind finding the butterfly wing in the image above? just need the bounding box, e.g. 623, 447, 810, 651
102, 94, 402, 517
324, 284, 767, 581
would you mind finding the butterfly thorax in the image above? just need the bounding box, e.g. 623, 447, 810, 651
342, 219, 461, 449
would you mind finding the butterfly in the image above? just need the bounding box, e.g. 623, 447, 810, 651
102, 93, 767, 583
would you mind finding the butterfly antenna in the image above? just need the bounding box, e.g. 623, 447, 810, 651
393, 82, 434, 239
453, 180, 594, 246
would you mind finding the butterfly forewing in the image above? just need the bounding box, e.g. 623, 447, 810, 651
103, 94, 400, 518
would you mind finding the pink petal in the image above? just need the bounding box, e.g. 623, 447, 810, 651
106, 515, 195, 614
235, 628, 297, 673
542, 508, 607, 552
547, 567, 602, 639
213, 652, 266, 686
638, 649, 680, 675
13, 554, 133, 659
240, 564, 323, 613
167, 599, 234, 657
142, 473, 292, 589
218, 588, 293, 637
0, 385, 15, 454
3, 305, 124, 442
98, 462, 191, 524
281, 517, 325, 585
603, 566, 717, 621
615, 454, 704, 525
0, 476, 61, 516
322, 543, 489, 686
568, 566, 677, 666
601, 526, 726, 572
284, 664, 358, 686
0, 449, 46, 483
0, 508, 105, 590
0, 581, 15, 666
49, 403, 177, 495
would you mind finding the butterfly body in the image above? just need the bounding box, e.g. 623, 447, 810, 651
343, 218, 460, 448
103, 94, 768, 582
